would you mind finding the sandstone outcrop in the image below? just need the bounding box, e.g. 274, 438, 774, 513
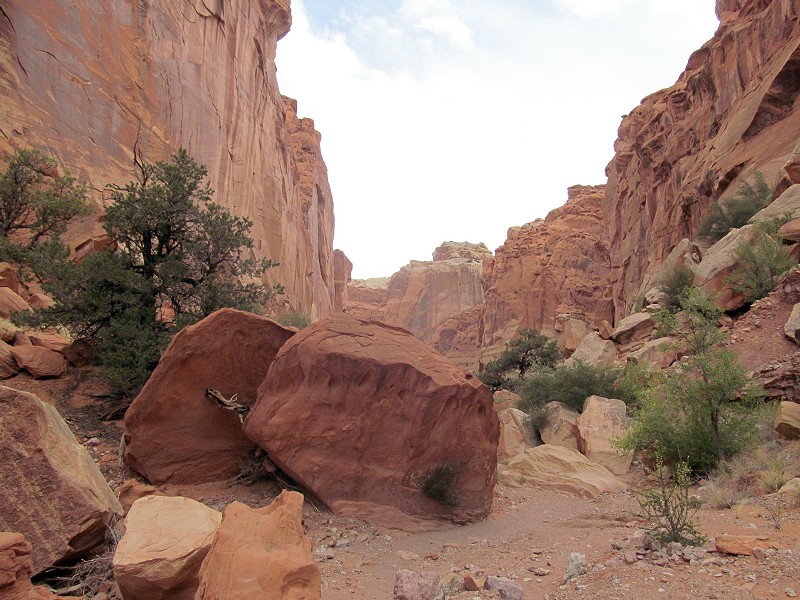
0, 341, 20, 379
566, 332, 618, 368
479, 185, 614, 361
124, 309, 294, 484
502, 445, 626, 499
333, 249, 353, 312
0, 287, 30, 318
0, 386, 122, 574
10, 345, 67, 379
345, 279, 389, 322
497, 408, 537, 461
0, 533, 79, 600
195, 492, 320, 600
606, 0, 800, 318
383, 242, 490, 342
1, 1, 338, 319
611, 312, 655, 345
538, 402, 580, 451
244, 314, 499, 524
576, 396, 632, 475
627, 337, 678, 370
774, 401, 800, 439
113, 496, 222, 600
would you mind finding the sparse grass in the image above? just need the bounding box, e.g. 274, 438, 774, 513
703, 478, 748, 510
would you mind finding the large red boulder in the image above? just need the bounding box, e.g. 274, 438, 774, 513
243, 315, 499, 524
123, 309, 295, 484
10, 345, 67, 379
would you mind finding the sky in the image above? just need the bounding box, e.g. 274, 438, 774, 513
275, 0, 721, 279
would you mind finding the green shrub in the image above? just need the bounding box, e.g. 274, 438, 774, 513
658, 264, 695, 311
478, 328, 561, 392
635, 459, 706, 546
517, 360, 624, 415
421, 464, 460, 508
698, 171, 772, 242
728, 226, 797, 303
277, 311, 312, 329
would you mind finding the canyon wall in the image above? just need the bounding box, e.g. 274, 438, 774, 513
606, 0, 800, 320
0, 0, 337, 318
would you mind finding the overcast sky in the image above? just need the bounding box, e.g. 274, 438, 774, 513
275, 0, 720, 279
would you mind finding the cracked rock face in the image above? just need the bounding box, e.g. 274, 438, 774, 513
0, 0, 336, 318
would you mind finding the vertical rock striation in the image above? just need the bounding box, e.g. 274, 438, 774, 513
0, 0, 337, 317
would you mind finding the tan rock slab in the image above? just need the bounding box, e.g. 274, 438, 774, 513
503, 445, 626, 499
778, 478, 800, 495
611, 312, 655, 344
0, 287, 30, 319
567, 332, 618, 368
752, 184, 800, 224
774, 401, 800, 439
538, 401, 580, 451
123, 309, 295, 484
195, 491, 321, 600
10, 345, 66, 379
715, 534, 772, 556
779, 218, 800, 243
576, 396, 632, 475
498, 408, 537, 461
627, 337, 678, 369
113, 496, 222, 600
692, 225, 757, 311
785, 303, 800, 343
0, 386, 123, 574
116, 479, 164, 514
244, 315, 499, 524
29, 330, 70, 353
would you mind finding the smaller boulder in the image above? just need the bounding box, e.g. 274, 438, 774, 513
27, 293, 54, 310
567, 332, 618, 367
715, 534, 771, 556
784, 304, 800, 343
10, 345, 67, 379
497, 408, 537, 460
29, 331, 70, 353
0, 532, 79, 600
576, 396, 632, 475
113, 496, 222, 600
538, 401, 579, 450
195, 491, 320, 600
492, 389, 520, 411
627, 338, 677, 370
483, 575, 523, 600
393, 570, 444, 600
0, 341, 20, 379
564, 552, 588, 582
0, 263, 19, 293
0, 287, 30, 319
599, 320, 613, 340
774, 401, 800, 439
611, 313, 655, 345
779, 218, 800, 243
116, 479, 164, 514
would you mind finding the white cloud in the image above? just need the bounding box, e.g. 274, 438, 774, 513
555, 0, 634, 18
277, 0, 719, 278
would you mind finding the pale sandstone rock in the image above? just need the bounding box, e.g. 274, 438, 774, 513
692, 225, 757, 310
599, 320, 614, 340
779, 218, 800, 243
26, 293, 54, 310
244, 315, 499, 524
503, 445, 626, 499
576, 396, 632, 475
779, 477, 800, 495
497, 408, 537, 461
611, 312, 655, 345
1, 2, 337, 320
195, 492, 321, 600
116, 479, 164, 514
124, 309, 294, 484
0, 532, 79, 600
715, 534, 772, 556
492, 389, 521, 411
0, 287, 30, 319
10, 345, 66, 379
566, 332, 618, 368
784, 303, 800, 343
113, 496, 222, 600
751, 184, 800, 224
556, 316, 590, 354
538, 402, 580, 451
0, 386, 122, 574
627, 337, 678, 369
774, 401, 800, 439
28, 331, 71, 353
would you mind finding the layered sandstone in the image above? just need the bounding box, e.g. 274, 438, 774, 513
0, 1, 338, 318
606, 0, 800, 319
383, 242, 491, 341
478, 185, 613, 359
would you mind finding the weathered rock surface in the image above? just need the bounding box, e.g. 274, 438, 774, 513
195, 491, 320, 600
606, 0, 800, 318
479, 185, 614, 359
0, 287, 30, 318
0, 532, 78, 600
566, 332, 618, 368
113, 496, 222, 600
116, 480, 164, 514
345, 279, 389, 322
28, 331, 70, 353
503, 445, 626, 499
0, 386, 122, 574
774, 401, 800, 439
784, 303, 800, 343
692, 225, 757, 310
0, 341, 20, 379
383, 242, 490, 342
538, 402, 580, 451
333, 250, 353, 313
611, 312, 654, 345
555, 315, 590, 355
1, 1, 338, 319
393, 570, 444, 600
483, 576, 523, 600
576, 396, 632, 475
715, 534, 772, 556
10, 345, 67, 379
627, 337, 678, 370
244, 315, 499, 524
124, 309, 294, 484
497, 408, 537, 461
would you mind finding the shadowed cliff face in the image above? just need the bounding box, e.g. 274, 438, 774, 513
606, 0, 800, 320
0, 0, 336, 318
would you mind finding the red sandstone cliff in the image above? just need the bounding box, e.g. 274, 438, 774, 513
606, 0, 800, 320
0, 0, 338, 318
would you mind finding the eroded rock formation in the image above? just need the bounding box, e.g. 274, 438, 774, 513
0, 1, 339, 318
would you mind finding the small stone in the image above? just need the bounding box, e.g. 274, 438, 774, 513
531, 567, 550, 576
463, 575, 479, 591
564, 552, 588, 582
624, 552, 638, 564
752, 547, 767, 561
398, 551, 419, 561
483, 575, 523, 600
786, 588, 798, 598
